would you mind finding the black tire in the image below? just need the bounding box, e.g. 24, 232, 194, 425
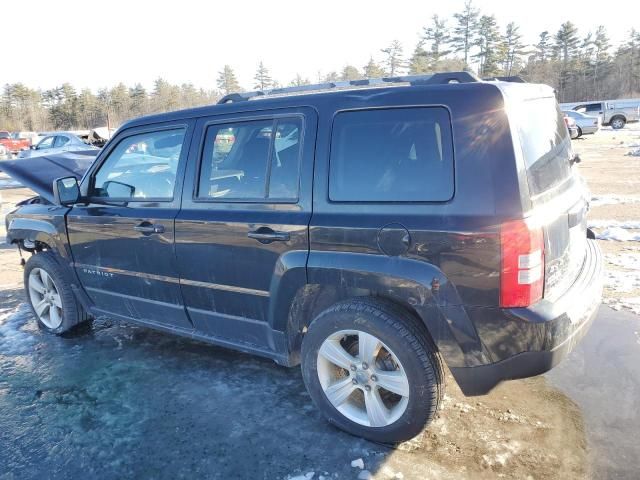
577, 126, 583, 138
24, 251, 90, 334
611, 116, 626, 129
301, 297, 443, 443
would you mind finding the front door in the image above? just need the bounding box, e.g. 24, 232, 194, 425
67, 122, 194, 330
175, 108, 316, 349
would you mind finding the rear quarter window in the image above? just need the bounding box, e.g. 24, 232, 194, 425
329, 107, 454, 202
515, 97, 572, 196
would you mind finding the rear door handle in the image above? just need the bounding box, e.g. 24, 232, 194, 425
247, 227, 290, 243
134, 222, 165, 234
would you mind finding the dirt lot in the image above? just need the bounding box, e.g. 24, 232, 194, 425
573, 123, 640, 314
1, 124, 639, 479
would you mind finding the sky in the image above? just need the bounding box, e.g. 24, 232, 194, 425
3, 0, 639, 93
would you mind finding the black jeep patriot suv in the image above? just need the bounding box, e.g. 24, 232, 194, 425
5, 72, 603, 442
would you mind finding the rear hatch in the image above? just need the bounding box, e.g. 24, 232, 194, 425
514, 95, 588, 301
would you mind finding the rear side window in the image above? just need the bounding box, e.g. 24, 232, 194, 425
197, 117, 302, 201
329, 107, 454, 202
515, 97, 571, 196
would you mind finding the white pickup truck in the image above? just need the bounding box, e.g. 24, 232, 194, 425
560, 100, 640, 129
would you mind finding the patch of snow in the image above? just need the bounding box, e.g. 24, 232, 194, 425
357, 471, 371, 480
591, 194, 640, 206
590, 219, 640, 230
606, 252, 640, 270
605, 297, 640, 315
288, 473, 315, 480
351, 458, 364, 470
595, 227, 640, 242
0, 305, 37, 356
603, 268, 640, 293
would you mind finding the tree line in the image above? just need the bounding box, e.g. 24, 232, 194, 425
2, 0, 639, 132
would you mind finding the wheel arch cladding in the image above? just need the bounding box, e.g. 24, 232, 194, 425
279, 251, 493, 368
7, 216, 71, 260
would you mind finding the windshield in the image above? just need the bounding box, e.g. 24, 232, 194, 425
515, 96, 572, 196
0, 132, 10, 139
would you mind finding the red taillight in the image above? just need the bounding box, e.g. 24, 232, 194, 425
500, 218, 544, 308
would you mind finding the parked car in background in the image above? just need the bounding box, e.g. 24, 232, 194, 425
560, 100, 640, 129
3, 72, 602, 443
18, 132, 99, 158
0, 143, 10, 160
563, 114, 579, 139
563, 110, 600, 137
0, 131, 31, 155
12, 131, 40, 147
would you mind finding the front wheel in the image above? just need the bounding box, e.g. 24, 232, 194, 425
301, 298, 443, 443
24, 251, 90, 334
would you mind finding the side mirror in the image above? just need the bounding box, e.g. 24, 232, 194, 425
53, 176, 80, 206
31, 144, 37, 149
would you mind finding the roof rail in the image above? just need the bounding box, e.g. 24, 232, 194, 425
217, 71, 481, 104
483, 75, 527, 83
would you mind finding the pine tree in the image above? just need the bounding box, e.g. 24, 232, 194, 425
323, 71, 340, 82
474, 15, 503, 76
503, 22, 526, 75
624, 28, 640, 95
450, 0, 480, 68
381, 40, 405, 76
129, 84, 148, 116
592, 25, 610, 97
363, 57, 386, 78
554, 22, 581, 101
341, 65, 361, 81
536, 31, 552, 62
217, 65, 240, 95
290, 74, 311, 87
254, 61, 274, 90
408, 42, 430, 74
555, 22, 580, 65
423, 14, 450, 64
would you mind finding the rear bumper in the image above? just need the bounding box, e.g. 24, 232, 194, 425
580, 125, 599, 134
451, 239, 603, 395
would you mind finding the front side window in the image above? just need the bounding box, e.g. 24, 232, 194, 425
92, 128, 185, 200
329, 107, 454, 202
197, 117, 302, 201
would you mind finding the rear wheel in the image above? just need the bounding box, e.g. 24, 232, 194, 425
577, 126, 583, 138
611, 116, 626, 129
24, 252, 90, 334
301, 298, 442, 443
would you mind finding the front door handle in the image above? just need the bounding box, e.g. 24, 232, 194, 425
247, 227, 290, 243
134, 222, 165, 234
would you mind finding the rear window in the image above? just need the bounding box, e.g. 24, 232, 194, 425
329, 107, 454, 202
516, 97, 571, 196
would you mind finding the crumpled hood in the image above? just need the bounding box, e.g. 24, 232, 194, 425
0, 150, 99, 202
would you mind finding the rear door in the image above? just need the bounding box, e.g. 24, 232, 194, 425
514, 96, 587, 300
67, 121, 195, 329
175, 108, 316, 349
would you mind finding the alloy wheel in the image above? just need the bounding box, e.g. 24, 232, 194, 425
316, 329, 410, 427
28, 267, 63, 329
